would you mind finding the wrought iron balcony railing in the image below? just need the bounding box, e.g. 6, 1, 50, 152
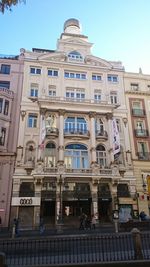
134, 129, 149, 137
96, 130, 108, 139
132, 108, 145, 116
137, 152, 150, 160
64, 128, 90, 137
46, 127, 59, 136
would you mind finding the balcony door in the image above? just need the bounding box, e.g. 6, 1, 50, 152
65, 144, 88, 169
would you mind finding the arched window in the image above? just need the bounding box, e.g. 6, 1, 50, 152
68, 51, 83, 61
44, 142, 56, 167
65, 144, 88, 169
96, 144, 107, 167
25, 141, 36, 163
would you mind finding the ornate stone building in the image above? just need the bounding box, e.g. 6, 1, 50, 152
124, 71, 150, 215
11, 19, 137, 228
0, 55, 24, 226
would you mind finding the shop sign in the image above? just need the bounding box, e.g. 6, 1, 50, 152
20, 198, 33, 205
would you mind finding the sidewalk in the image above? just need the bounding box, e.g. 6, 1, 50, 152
0, 223, 115, 239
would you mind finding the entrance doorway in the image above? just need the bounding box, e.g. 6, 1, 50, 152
98, 199, 112, 222
40, 200, 55, 225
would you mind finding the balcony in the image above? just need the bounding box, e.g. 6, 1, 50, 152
96, 130, 108, 140
134, 129, 149, 137
46, 127, 59, 137
137, 152, 150, 160
132, 108, 145, 117
64, 128, 90, 139
0, 87, 14, 98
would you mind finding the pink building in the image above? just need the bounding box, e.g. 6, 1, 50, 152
0, 55, 24, 227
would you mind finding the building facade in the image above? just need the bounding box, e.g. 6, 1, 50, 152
0, 55, 24, 226
124, 71, 150, 216
11, 19, 137, 228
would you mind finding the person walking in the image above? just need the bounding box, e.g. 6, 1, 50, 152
91, 214, 96, 230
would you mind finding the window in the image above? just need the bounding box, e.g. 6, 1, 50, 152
4, 100, 9, 115
49, 90, 56, 97
65, 144, 88, 169
94, 90, 101, 102
1, 64, 10, 74
0, 98, 3, 113
0, 127, 6, 146
96, 118, 104, 133
64, 117, 87, 133
0, 81, 10, 89
28, 114, 38, 128
110, 91, 118, 104
48, 69, 58, 77
96, 145, 107, 167
64, 71, 86, 80
92, 74, 102, 81
68, 51, 83, 62
66, 88, 85, 101
130, 83, 139, 91
132, 101, 144, 116
107, 75, 118, 83
19, 182, 35, 197
44, 142, 56, 167
30, 83, 38, 97
30, 67, 41, 75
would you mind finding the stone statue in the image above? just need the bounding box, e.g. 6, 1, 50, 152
45, 114, 55, 128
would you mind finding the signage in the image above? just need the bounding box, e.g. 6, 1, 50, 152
20, 198, 32, 205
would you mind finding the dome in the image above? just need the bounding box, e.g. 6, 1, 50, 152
64, 18, 80, 31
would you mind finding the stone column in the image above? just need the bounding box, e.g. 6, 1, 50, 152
122, 118, 132, 165
106, 113, 114, 163
34, 178, 43, 226
58, 109, 65, 163
38, 108, 46, 161
89, 112, 96, 164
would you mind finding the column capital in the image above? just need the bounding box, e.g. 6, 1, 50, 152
89, 112, 96, 118
58, 109, 66, 116
106, 113, 113, 120
40, 108, 47, 115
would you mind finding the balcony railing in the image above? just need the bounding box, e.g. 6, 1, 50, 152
132, 108, 145, 116
64, 128, 90, 137
96, 130, 108, 139
46, 127, 59, 136
134, 129, 149, 137
137, 152, 150, 160
0, 87, 14, 98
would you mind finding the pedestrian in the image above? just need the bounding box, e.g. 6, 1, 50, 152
13, 218, 19, 237
39, 217, 45, 234
91, 214, 96, 230
85, 215, 91, 230
79, 213, 86, 230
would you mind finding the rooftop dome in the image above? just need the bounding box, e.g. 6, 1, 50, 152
64, 18, 80, 30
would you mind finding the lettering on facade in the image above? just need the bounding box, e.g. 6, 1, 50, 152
20, 198, 32, 205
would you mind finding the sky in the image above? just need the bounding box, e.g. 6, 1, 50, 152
0, 0, 150, 74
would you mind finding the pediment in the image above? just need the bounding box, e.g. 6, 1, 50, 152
85, 55, 112, 68
37, 52, 66, 62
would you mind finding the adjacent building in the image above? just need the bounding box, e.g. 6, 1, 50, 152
10, 19, 137, 228
0, 55, 24, 226
124, 71, 150, 215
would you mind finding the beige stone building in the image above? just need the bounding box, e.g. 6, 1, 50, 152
124, 71, 150, 216
11, 19, 137, 228
0, 55, 24, 227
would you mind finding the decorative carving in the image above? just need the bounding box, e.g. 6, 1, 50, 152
58, 109, 66, 116
89, 112, 96, 118
106, 113, 113, 120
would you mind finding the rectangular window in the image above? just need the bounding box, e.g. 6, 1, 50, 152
64, 71, 86, 80
0, 98, 3, 113
1, 64, 10, 74
30, 83, 38, 97
66, 89, 85, 101
49, 90, 56, 97
28, 114, 38, 128
110, 91, 118, 104
0, 81, 10, 89
107, 75, 118, 83
48, 69, 58, 77
0, 127, 6, 146
30, 67, 41, 75
4, 100, 9, 115
92, 74, 102, 81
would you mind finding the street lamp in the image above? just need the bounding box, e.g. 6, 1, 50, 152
58, 174, 63, 224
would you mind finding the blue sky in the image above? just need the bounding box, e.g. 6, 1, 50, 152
1, 0, 150, 74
